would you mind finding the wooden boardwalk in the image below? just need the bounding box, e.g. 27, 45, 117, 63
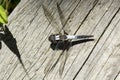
0, 0, 120, 80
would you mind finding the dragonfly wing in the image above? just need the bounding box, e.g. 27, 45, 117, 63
44, 41, 62, 74
59, 40, 72, 75
44, 50, 56, 74
56, 3, 65, 29
56, 3, 71, 34
59, 50, 68, 75
42, 4, 61, 34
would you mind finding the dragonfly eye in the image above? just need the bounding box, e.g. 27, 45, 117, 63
48, 35, 56, 43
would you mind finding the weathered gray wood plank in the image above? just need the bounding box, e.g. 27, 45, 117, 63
75, 6, 120, 80
63, 0, 120, 80
0, 0, 120, 80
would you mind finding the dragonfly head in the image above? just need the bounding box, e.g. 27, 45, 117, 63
49, 34, 58, 43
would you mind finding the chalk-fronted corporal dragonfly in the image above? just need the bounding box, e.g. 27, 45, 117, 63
42, 3, 94, 75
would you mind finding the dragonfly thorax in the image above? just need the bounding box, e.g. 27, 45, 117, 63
49, 34, 67, 43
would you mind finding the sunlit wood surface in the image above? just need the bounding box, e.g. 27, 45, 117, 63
0, 0, 120, 80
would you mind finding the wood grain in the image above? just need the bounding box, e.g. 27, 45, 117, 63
0, 0, 120, 80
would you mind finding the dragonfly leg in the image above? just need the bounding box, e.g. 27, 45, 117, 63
64, 30, 68, 35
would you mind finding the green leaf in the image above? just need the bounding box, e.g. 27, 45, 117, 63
0, 5, 8, 24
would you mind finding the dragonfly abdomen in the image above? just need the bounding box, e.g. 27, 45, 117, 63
66, 35, 76, 40
67, 35, 94, 40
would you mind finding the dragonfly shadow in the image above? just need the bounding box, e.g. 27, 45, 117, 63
0, 42, 1, 49
50, 39, 94, 50
1, 25, 29, 77
2, 25, 23, 64
0, 35, 3, 49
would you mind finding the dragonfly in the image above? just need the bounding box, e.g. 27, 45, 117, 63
42, 3, 94, 76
